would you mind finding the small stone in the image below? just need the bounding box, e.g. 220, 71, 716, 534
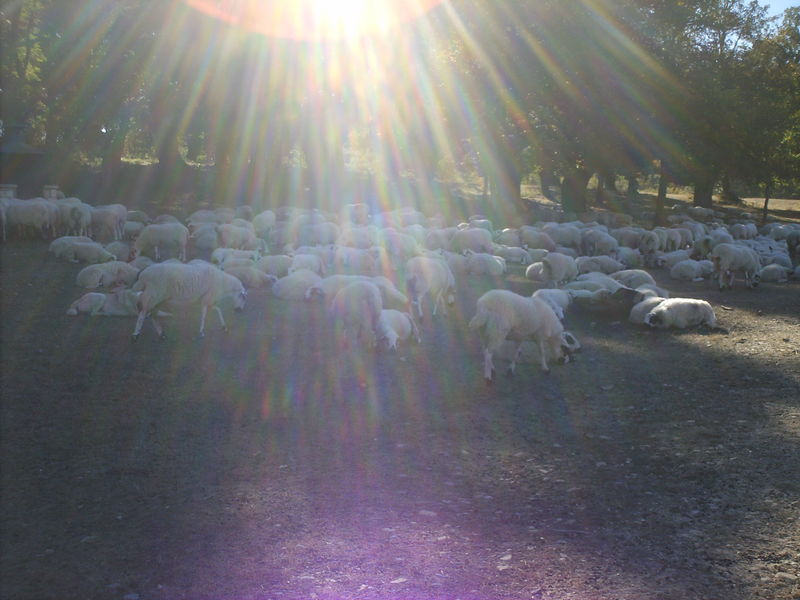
500, 554, 512, 561
419, 510, 437, 517
497, 564, 511, 571
390, 577, 408, 584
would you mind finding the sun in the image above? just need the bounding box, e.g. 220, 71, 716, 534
182, 0, 446, 40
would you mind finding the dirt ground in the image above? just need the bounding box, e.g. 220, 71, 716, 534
2, 210, 799, 600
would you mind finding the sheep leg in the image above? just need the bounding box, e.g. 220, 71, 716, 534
151, 315, 166, 339
483, 347, 494, 381
133, 310, 147, 339
538, 340, 551, 374
508, 342, 523, 376
198, 305, 207, 337
214, 305, 228, 332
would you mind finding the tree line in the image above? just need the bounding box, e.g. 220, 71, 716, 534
1, 0, 798, 217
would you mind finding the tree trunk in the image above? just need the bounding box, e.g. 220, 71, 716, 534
762, 178, 772, 225
655, 162, 668, 226
540, 168, 558, 201
693, 175, 715, 208
560, 166, 591, 215
721, 174, 739, 204
594, 175, 606, 206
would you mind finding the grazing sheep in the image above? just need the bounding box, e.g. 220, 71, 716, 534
519, 226, 557, 251
329, 280, 383, 348
67, 289, 170, 317
710, 243, 762, 290
134, 223, 190, 262
616, 246, 642, 268
132, 262, 247, 339
376, 309, 421, 350
272, 269, 322, 300
644, 298, 719, 330
91, 204, 127, 241
105, 241, 136, 262
469, 289, 576, 380
405, 256, 456, 320
256, 254, 293, 278
252, 210, 276, 239
759, 263, 791, 283
493, 244, 532, 264
449, 227, 494, 254
524, 262, 546, 282
628, 296, 667, 325
465, 251, 507, 276
6, 198, 57, 238
655, 249, 692, 269
75, 261, 140, 289
494, 228, 521, 247
211, 247, 260, 265
288, 253, 326, 276
49, 235, 94, 258
541, 253, 578, 286
582, 229, 619, 256
221, 265, 277, 289
216, 223, 262, 250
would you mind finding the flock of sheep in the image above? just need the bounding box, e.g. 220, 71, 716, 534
2, 188, 799, 381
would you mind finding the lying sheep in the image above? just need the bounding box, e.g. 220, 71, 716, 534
469, 289, 577, 380
376, 309, 421, 350
669, 259, 714, 281
644, 298, 720, 330
610, 269, 656, 289
132, 261, 247, 339
329, 280, 383, 349
63, 241, 117, 264
628, 296, 667, 325
75, 261, 140, 289
67, 289, 171, 317
710, 243, 761, 290
134, 223, 190, 262
759, 263, 791, 283
406, 256, 456, 320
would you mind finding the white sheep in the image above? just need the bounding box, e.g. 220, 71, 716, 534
5, 198, 57, 238
132, 261, 247, 339
616, 246, 642, 268
76, 261, 140, 289
655, 249, 692, 269
610, 269, 656, 289
758, 263, 791, 283
256, 254, 293, 278
134, 223, 190, 262
576, 255, 625, 275
91, 204, 127, 240
221, 265, 277, 289
271, 269, 322, 300
405, 256, 456, 320
644, 298, 719, 330
49, 235, 94, 258
57, 198, 92, 237
288, 253, 326, 276
329, 280, 383, 348
67, 289, 171, 317
710, 243, 761, 289
524, 262, 546, 282
532, 288, 573, 321
519, 226, 557, 251
216, 223, 262, 250
628, 296, 667, 325
465, 251, 507, 276
376, 309, 421, 350
469, 289, 577, 380
63, 241, 117, 264
449, 227, 494, 254
541, 252, 578, 286
105, 241, 136, 262
252, 209, 276, 239
669, 259, 714, 281
211, 247, 260, 265
493, 244, 532, 265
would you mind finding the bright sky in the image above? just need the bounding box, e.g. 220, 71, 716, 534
765, 0, 798, 16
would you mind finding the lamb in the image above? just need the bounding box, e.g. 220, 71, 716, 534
532, 288, 573, 321
669, 259, 714, 281
67, 289, 171, 317
644, 298, 720, 330
271, 269, 322, 300
758, 263, 791, 283
376, 309, 421, 350
329, 280, 383, 348
655, 249, 692, 269
131, 261, 247, 339
541, 253, 578, 286
469, 289, 577, 380
75, 261, 140, 288
405, 256, 456, 320
710, 243, 762, 289
628, 296, 667, 325
134, 223, 190, 262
